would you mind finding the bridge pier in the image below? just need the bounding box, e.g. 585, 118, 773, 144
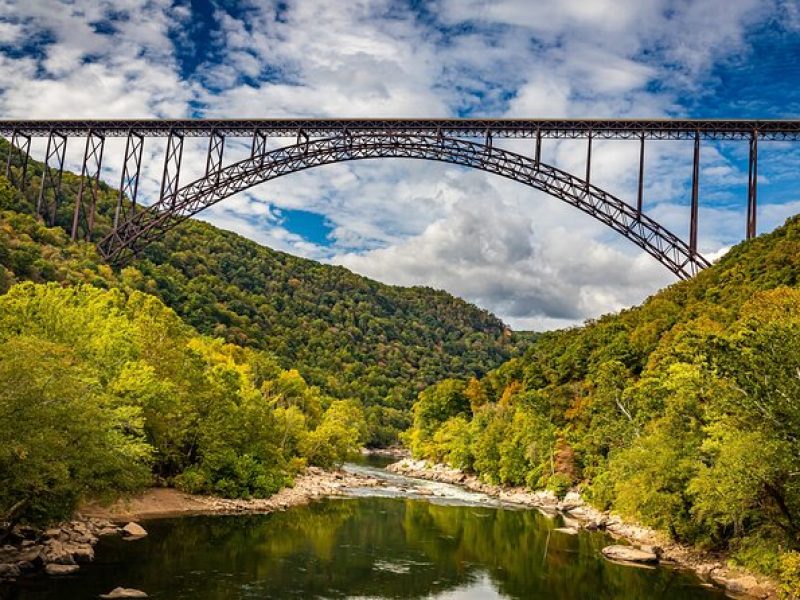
206, 129, 225, 182
637, 134, 645, 217
4, 129, 31, 191
747, 130, 758, 240
36, 129, 67, 226
689, 131, 700, 256
114, 130, 144, 228
585, 131, 592, 189
71, 130, 105, 241
251, 128, 268, 158
159, 129, 184, 206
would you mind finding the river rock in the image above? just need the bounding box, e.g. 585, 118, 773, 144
601, 545, 659, 564
0, 563, 21, 579
69, 543, 95, 563
99, 587, 149, 599
16, 560, 37, 574
45, 563, 79, 575
121, 522, 147, 538
43, 541, 76, 565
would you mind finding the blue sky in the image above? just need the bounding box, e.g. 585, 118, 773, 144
1, 0, 800, 329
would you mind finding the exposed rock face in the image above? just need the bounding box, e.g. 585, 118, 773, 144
45, 563, 80, 575
121, 522, 148, 538
99, 587, 149, 599
601, 545, 659, 564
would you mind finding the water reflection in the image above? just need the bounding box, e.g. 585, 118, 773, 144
5, 497, 726, 599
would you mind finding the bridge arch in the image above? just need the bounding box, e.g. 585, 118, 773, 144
98, 133, 710, 279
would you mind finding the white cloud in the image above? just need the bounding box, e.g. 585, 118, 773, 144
0, 0, 794, 331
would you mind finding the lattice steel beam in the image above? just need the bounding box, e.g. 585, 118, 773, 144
71, 130, 104, 240
98, 133, 710, 279
3, 118, 800, 140
36, 129, 67, 225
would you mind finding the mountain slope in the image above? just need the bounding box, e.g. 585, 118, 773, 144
406, 214, 800, 591
0, 138, 526, 441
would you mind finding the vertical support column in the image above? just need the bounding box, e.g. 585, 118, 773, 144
36, 129, 68, 226
534, 128, 542, 167
5, 129, 31, 190
296, 128, 309, 154
689, 130, 700, 255
484, 128, 493, 157
747, 129, 758, 240
159, 129, 184, 206
637, 133, 645, 217
206, 129, 225, 181
114, 130, 144, 228
251, 128, 267, 158
71, 130, 105, 241
585, 130, 593, 189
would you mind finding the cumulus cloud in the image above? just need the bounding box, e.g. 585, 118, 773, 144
0, 0, 795, 330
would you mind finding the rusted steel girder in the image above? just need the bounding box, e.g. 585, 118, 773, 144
98, 133, 710, 279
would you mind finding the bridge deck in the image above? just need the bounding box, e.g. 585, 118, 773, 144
1, 118, 799, 140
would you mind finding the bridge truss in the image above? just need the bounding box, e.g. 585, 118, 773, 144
1, 118, 791, 278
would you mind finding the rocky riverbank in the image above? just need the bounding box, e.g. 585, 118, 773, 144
0, 466, 381, 585
388, 458, 778, 600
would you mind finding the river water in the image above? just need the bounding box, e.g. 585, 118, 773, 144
6, 456, 727, 599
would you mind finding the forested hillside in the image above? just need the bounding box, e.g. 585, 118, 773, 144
406, 214, 800, 594
0, 139, 524, 444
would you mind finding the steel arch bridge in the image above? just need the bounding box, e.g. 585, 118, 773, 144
1, 118, 790, 279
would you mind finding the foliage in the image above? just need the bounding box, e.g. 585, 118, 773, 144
406, 214, 800, 584
0, 282, 367, 519
0, 142, 529, 444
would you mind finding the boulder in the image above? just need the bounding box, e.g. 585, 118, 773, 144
121, 522, 147, 538
16, 560, 37, 574
99, 588, 149, 599
601, 545, 659, 564
68, 543, 94, 563
553, 527, 578, 535
0, 563, 21, 579
45, 563, 80, 576
43, 541, 76, 565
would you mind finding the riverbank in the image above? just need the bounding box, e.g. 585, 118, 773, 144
388, 458, 779, 600
81, 466, 381, 520
0, 467, 381, 584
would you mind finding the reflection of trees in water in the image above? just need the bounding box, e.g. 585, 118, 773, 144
401, 501, 725, 600
32, 499, 724, 600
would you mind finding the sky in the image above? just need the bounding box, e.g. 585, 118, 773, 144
1, 0, 800, 330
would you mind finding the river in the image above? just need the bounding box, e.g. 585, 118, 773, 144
6, 456, 727, 599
